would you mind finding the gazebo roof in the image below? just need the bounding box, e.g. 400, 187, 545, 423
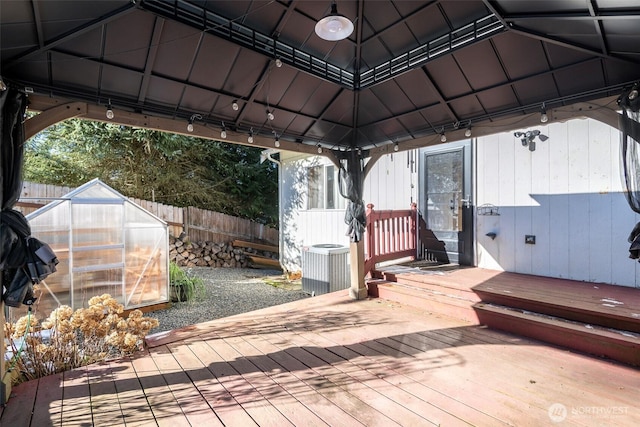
2, 0, 640, 153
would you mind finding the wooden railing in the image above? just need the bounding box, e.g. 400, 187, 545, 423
364, 203, 417, 275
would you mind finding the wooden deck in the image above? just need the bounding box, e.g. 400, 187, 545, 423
2, 279, 639, 426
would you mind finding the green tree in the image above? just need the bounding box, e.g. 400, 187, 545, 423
24, 119, 279, 226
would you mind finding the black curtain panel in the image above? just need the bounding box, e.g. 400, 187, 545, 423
338, 150, 366, 243
0, 85, 58, 307
618, 84, 640, 260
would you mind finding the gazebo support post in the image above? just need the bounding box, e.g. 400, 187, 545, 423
349, 240, 368, 300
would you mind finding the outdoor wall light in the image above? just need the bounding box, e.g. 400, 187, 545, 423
187, 114, 202, 132
232, 100, 239, 111
267, 110, 275, 121
515, 130, 548, 152
106, 100, 114, 120
315, 1, 354, 41
220, 122, 227, 139
540, 102, 549, 123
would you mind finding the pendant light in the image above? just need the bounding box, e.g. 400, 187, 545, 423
315, 1, 353, 41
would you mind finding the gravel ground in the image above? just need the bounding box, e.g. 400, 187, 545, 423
147, 267, 308, 333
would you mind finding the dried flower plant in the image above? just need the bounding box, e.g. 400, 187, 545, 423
4, 294, 159, 384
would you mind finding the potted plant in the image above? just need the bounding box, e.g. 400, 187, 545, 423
169, 262, 204, 302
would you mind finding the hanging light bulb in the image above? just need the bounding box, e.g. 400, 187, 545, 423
629, 84, 639, 100
248, 128, 254, 144
232, 100, 239, 111
220, 121, 227, 139
106, 100, 114, 120
540, 102, 549, 123
440, 129, 447, 143
187, 114, 201, 132
317, 144, 323, 154
0, 78, 7, 91
464, 122, 472, 138
275, 58, 283, 68
274, 137, 280, 148
315, 1, 354, 41
267, 110, 275, 121
393, 142, 399, 152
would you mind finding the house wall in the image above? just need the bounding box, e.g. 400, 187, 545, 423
476, 118, 640, 287
280, 151, 418, 272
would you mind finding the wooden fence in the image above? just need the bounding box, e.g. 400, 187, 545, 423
15, 181, 278, 245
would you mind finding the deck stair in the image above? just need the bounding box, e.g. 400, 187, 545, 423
369, 267, 640, 366
368, 265, 482, 324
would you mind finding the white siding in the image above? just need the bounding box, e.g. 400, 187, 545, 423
476, 118, 640, 287
280, 151, 417, 272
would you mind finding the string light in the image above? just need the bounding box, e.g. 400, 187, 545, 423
275, 58, 283, 68
106, 100, 114, 120
267, 110, 275, 121
317, 144, 323, 154
248, 128, 254, 143
187, 114, 202, 132
464, 122, 472, 137
274, 136, 280, 147
232, 100, 239, 111
393, 142, 399, 152
220, 122, 227, 139
440, 128, 447, 143
540, 102, 549, 123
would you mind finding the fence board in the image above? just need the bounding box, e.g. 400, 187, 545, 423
15, 181, 276, 245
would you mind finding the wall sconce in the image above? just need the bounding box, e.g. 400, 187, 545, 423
187, 114, 202, 132
315, 1, 354, 41
515, 130, 548, 152
106, 100, 114, 120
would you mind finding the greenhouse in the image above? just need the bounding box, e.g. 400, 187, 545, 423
13, 179, 169, 319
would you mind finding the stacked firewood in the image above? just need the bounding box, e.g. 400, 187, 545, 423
169, 235, 278, 268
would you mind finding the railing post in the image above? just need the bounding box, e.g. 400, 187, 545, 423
410, 202, 417, 253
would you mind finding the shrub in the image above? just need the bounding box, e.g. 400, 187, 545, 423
4, 294, 159, 385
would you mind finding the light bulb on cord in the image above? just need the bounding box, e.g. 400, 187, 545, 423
393, 142, 399, 152
220, 121, 227, 139
440, 132, 447, 143
274, 137, 280, 148
317, 144, 323, 154
464, 123, 472, 138
187, 114, 201, 133
248, 128, 254, 144
232, 100, 239, 111
540, 103, 549, 123
106, 100, 114, 120
267, 110, 275, 121
275, 58, 283, 68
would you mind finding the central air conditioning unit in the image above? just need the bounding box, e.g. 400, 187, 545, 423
302, 244, 350, 296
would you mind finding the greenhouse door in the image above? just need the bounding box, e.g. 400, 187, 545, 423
422, 142, 473, 265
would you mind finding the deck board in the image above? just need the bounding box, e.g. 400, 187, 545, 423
2, 275, 639, 426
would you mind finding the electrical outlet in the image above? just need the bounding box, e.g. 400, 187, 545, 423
525, 235, 536, 244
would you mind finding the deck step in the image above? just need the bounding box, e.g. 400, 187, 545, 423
473, 283, 640, 333
369, 281, 479, 324
473, 302, 640, 367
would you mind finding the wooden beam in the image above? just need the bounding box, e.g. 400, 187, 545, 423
24, 101, 87, 139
